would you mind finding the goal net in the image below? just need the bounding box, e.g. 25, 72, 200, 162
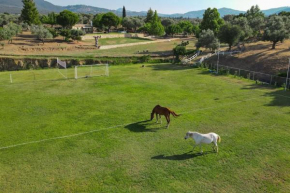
74, 64, 109, 79
57, 58, 67, 79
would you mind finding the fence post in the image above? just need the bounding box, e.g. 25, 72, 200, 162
75, 66, 78, 79
253, 72, 255, 81
270, 76, 273, 85
10, 74, 13, 83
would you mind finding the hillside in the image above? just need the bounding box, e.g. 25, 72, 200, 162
0, 0, 289, 17
0, 0, 63, 13
205, 40, 290, 75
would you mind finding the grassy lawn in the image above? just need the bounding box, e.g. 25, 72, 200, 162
84, 37, 152, 46
0, 64, 290, 192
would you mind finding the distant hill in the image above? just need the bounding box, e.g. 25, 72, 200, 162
0, 0, 289, 18
0, 0, 62, 14
262, 7, 290, 15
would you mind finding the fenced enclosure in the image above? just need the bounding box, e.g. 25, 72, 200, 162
197, 62, 290, 89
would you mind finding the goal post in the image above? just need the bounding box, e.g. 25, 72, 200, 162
74, 64, 109, 79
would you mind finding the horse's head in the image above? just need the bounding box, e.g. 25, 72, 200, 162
184, 132, 192, 140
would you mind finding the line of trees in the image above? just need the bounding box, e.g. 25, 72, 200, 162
1, 1, 290, 49
196, 6, 290, 50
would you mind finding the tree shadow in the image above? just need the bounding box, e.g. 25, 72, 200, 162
151, 151, 214, 161
125, 120, 165, 132
137, 50, 173, 56
240, 84, 290, 110
150, 63, 194, 71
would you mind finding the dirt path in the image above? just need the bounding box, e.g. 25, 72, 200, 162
100, 38, 180, 50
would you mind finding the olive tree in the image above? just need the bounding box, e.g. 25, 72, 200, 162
245, 5, 265, 36
231, 17, 253, 41
31, 25, 53, 44
0, 23, 22, 43
218, 24, 241, 51
263, 16, 289, 49
196, 29, 219, 51
122, 17, 134, 30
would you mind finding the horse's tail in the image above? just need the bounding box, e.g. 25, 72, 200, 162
170, 110, 180, 117
218, 135, 221, 143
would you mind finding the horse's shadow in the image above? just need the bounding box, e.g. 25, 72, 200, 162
125, 120, 166, 132
151, 151, 213, 161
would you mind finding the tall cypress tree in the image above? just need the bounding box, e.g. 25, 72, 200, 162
122, 6, 126, 18
148, 11, 165, 36
21, 0, 40, 25
145, 8, 154, 23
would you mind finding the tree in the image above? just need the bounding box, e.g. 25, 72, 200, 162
263, 16, 289, 49
279, 11, 290, 17
178, 20, 194, 35
122, 6, 126, 18
131, 17, 144, 32
138, 22, 151, 34
0, 14, 19, 26
46, 12, 58, 27
93, 13, 104, 31
122, 17, 134, 30
20, 0, 40, 25
173, 41, 189, 61
200, 8, 224, 35
100, 12, 120, 32
145, 8, 154, 23
0, 28, 10, 43
30, 25, 53, 44
147, 11, 164, 36
0, 23, 22, 44
245, 5, 265, 36
218, 24, 241, 51
39, 15, 48, 24
71, 29, 85, 42
192, 24, 201, 38
59, 29, 71, 41
231, 17, 253, 41
47, 28, 58, 39
161, 18, 175, 28
57, 10, 79, 29
223, 15, 235, 22
173, 45, 186, 61
196, 29, 219, 51
166, 24, 182, 37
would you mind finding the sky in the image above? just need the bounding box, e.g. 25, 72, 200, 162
45, 0, 290, 14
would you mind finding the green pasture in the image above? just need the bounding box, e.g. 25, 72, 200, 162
0, 64, 290, 192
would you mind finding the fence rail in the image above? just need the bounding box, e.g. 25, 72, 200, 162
196, 62, 290, 89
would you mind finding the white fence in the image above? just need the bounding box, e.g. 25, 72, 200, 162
197, 62, 290, 89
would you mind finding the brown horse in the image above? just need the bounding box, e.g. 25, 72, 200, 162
151, 105, 180, 128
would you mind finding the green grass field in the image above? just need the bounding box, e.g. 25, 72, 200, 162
0, 64, 290, 192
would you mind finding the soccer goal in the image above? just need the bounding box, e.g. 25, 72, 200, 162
57, 58, 68, 79
74, 64, 109, 79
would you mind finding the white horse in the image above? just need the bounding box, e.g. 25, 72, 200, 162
184, 131, 221, 154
